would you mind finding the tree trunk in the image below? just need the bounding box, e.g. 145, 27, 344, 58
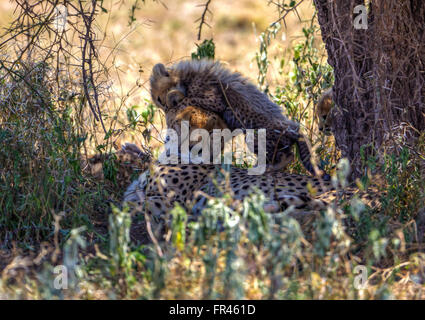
313, 0, 425, 178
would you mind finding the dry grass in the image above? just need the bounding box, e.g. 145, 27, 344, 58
0, 0, 315, 148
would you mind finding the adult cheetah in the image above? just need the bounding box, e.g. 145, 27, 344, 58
123, 109, 379, 225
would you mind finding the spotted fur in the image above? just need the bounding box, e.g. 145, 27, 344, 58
123, 163, 333, 219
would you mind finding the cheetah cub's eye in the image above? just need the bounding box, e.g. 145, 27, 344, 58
157, 96, 165, 106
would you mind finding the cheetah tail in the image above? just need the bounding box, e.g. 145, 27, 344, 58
296, 137, 330, 181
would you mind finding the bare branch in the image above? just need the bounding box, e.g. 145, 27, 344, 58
197, 0, 212, 41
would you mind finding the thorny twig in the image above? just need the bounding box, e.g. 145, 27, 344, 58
1, 0, 109, 134
269, 0, 306, 29
196, 0, 212, 41
79, 0, 107, 133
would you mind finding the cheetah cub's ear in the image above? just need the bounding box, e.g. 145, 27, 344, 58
152, 63, 169, 77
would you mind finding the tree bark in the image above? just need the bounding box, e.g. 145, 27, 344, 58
313, 0, 425, 178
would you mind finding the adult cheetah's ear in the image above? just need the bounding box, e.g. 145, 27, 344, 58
152, 63, 169, 77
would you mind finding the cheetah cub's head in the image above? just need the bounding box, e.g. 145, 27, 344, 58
315, 88, 335, 136
150, 63, 186, 111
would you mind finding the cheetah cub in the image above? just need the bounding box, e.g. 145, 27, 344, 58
315, 88, 335, 136
150, 59, 329, 179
